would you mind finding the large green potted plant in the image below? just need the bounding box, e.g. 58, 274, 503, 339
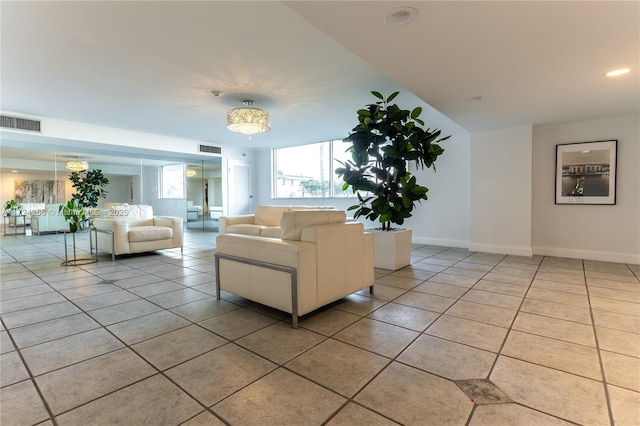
60, 169, 109, 231
68, 169, 109, 208
335, 91, 449, 269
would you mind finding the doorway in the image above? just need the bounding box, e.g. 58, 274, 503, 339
227, 160, 253, 216
186, 159, 222, 231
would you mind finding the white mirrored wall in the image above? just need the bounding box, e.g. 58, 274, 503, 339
0, 139, 222, 232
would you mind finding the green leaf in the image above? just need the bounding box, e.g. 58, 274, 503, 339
340, 91, 450, 229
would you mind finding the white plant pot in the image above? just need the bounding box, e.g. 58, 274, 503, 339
368, 228, 412, 270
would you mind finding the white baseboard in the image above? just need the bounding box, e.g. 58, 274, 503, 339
412, 237, 468, 249
409, 239, 639, 264
533, 246, 640, 265
468, 243, 533, 257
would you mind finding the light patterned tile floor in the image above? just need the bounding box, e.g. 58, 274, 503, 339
1, 230, 639, 425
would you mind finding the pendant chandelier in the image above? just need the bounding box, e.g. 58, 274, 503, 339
64, 160, 89, 172
226, 100, 270, 136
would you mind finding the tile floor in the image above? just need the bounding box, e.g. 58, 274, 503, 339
1, 230, 639, 425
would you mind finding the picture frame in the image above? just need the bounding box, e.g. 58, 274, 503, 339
555, 140, 617, 205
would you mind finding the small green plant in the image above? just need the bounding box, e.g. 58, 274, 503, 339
59, 199, 91, 232
4, 200, 22, 216
335, 91, 450, 230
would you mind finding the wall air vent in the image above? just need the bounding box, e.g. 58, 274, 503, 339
199, 144, 222, 155
0, 115, 41, 132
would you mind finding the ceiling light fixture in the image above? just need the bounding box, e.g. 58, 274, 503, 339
605, 68, 630, 77
384, 7, 418, 26
186, 169, 197, 178
226, 100, 271, 137
64, 160, 89, 172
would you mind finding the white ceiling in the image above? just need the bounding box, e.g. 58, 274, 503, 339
1, 1, 638, 156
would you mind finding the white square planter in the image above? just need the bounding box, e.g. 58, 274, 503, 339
368, 228, 412, 270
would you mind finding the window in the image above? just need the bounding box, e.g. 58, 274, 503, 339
161, 163, 185, 198
273, 139, 354, 198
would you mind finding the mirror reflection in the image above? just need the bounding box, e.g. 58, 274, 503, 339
0, 139, 222, 233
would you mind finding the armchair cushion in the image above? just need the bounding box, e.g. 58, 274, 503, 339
254, 205, 291, 226
129, 226, 172, 242
280, 210, 346, 241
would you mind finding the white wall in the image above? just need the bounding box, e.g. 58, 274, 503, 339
104, 175, 132, 206
254, 118, 471, 247
470, 126, 533, 256
404, 119, 470, 247
532, 114, 639, 263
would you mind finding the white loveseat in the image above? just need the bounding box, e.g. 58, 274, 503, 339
215, 210, 374, 328
92, 203, 183, 257
218, 205, 336, 238
30, 203, 69, 235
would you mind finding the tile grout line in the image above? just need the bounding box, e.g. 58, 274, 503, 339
583, 259, 616, 426
2, 237, 638, 425
2, 237, 232, 425
0, 316, 60, 426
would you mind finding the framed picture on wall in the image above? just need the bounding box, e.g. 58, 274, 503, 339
555, 140, 617, 205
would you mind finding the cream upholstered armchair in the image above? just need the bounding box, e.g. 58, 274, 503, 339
92, 204, 183, 257
215, 210, 374, 328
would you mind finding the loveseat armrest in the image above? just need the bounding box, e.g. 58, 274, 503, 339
92, 218, 130, 255
215, 233, 317, 315
153, 216, 184, 248
300, 222, 374, 305
218, 214, 255, 234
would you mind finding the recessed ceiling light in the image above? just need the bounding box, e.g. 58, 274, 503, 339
11, 170, 18, 173
384, 7, 418, 26
606, 68, 630, 77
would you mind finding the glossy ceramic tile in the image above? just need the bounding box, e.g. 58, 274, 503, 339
35, 348, 155, 415
213, 368, 346, 425
398, 334, 497, 380
2, 232, 638, 425
55, 374, 203, 425
491, 356, 609, 425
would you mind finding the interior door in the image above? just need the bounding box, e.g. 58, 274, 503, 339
228, 160, 253, 215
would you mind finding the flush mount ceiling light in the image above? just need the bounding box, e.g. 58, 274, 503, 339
64, 160, 89, 172
186, 169, 197, 178
226, 100, 271, 136
605, 68, 630, 77
385, 7, 418, 26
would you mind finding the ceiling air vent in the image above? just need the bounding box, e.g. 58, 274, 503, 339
199, 144, 222, 155
0, 115, 41, 132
